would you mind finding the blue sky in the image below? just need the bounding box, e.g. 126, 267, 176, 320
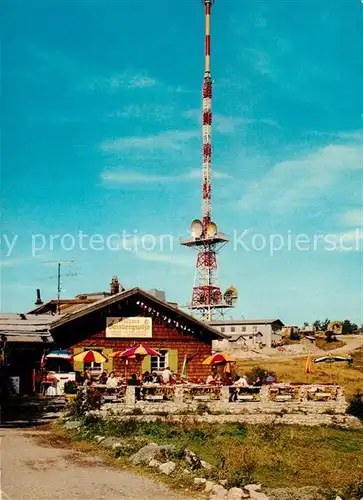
1, 0, 362, 325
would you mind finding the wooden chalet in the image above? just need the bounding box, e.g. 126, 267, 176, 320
50, 287, 226, 379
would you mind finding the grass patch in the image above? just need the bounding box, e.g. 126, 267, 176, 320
235, 357, 363, 399
315, 339, 346, 350
67, 416, 363, 494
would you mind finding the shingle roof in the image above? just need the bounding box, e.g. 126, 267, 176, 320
0, 314, 55, 342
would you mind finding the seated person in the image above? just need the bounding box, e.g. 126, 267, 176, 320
106, 372, 118, 388
98, 371, 108, 384
233, 374, 249, 387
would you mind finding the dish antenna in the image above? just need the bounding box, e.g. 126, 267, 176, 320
207, 221, 218, 238
191, 219, 203, 238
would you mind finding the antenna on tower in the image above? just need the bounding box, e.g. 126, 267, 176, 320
181, 0, 237, 322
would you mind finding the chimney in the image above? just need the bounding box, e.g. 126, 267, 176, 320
35, 289, 43, 305
110, 276, 120, 295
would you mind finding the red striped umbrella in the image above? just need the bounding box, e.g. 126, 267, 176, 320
114, 344, 161, 358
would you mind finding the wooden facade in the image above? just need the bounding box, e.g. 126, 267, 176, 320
51, 288, 225, 380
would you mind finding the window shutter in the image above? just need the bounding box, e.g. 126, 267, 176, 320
167, 349, 178, 374
141, 356, 151, 374
102, 348, 114, 372
73, 347, 84, 372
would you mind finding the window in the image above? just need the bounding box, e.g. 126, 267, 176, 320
252, 326, 258, 332
249, 336, 253, 340
241, 327, 246, 332
151, 350, 168, 372
221, 327, 225, 333
230, 326, 235, 333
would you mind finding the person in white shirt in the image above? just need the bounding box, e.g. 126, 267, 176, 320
233, 375, 249, 387
106, 372, 118, 388
160, 366, 172, 384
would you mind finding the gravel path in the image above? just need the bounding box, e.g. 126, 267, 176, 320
1, 428, 192, 500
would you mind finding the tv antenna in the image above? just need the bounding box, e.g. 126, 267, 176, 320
40, 260, 79, 313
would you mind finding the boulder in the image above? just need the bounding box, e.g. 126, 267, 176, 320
244, 484, 262, 492
227, 487, 245, 500
219, 480, 228, 486
158, 461, 176, 475
130, 443, 175, 466
205, 481, 216, 494
184, 449, 202, 470
64, 420, 81, 430
148, 459, 161, 468
210, 484, 228, 500
99, 437, 124, 450
201, 460, 213, 470
94, 435, 105, 444
194, 478, 207, 488
249, 492, 269, 500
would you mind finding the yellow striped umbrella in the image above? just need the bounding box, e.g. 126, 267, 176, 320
73, 350, 107, 363
202, 353, 235, 365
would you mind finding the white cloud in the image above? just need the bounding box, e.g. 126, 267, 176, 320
183, 109, 278, 134
101, 168, 232, 185
341, 209, 363, 227
106, 104, 174, 121
238, 143, 361, 213
100, 129, 199, 153
133, 250, 193, 268
88, 72, 157, 92
183, 109, 247, 134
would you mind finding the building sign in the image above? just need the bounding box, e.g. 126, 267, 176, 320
106, 317, 152, 338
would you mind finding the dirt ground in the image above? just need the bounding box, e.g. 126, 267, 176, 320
1, 427, 192, 500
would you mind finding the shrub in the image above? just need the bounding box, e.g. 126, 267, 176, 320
68, 387, 102, 418
245, 366, 277, 384
196, 403, 209, 415
347, 390, 363, 420
64, 381, 77, 394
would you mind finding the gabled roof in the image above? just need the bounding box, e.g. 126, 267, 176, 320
28, 298, 98, 315
0, 314, 54, 342
51, 287, 227, 340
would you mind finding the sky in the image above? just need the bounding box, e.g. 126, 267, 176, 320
1, 0, 362, 326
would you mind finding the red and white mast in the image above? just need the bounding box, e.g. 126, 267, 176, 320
181, 0, 237, 322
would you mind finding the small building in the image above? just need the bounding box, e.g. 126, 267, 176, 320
49, 287, 225, 380
0, 313, 54, 394
210, 319, 284, 351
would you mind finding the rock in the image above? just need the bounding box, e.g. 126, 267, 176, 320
64, 420, 81, 430
205, 481, 216, 494
210, 484, 228, 499
184, 449, 202, 470
158, 461, 176, 475
130, 444, 176, 466
100, 437, 124, 450
219, 480, 228, 486
194, 478, 207, 487
227, 487, 245, 500
94, 435, 105, 444
111, 442, 123, 450
335, 497, 343, 500
244, 484, 262, 492
183, 469, 192, 474
148, 459, 161, 468
201, 460, 213, 470
249, 492, 269, 500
